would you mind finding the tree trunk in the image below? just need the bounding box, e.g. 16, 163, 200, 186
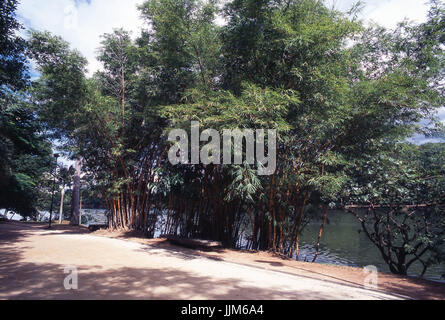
312, 207, 329, 263
70, 159, 82, 226
295, 190, 309, 261
59, 187, 65, 224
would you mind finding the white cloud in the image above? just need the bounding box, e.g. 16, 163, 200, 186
438, 108, 445, 123
365, 0, 429, 29
327, 0, 429, 29
18, 0, 146, 75
408, 134, 443, 145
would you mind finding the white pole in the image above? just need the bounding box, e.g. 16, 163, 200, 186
79, 194, 82, 225
59, 187, 65, 224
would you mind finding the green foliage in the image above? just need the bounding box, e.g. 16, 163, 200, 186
162, 82, 296, 132
0, 93, 53, 216
0, 0, 28, 96
27, 31, 89, 139
139, 0, 221, 99
225, 164, 262, 203
0, 2, 53, 217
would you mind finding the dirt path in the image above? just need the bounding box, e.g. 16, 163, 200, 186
0, 223, 441, 300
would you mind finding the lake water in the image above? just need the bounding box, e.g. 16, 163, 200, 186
298, 210, 445, 283
0, 209, 108, 225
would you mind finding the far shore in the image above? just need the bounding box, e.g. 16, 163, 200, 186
1, 221, 444, 300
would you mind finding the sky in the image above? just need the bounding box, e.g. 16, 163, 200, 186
16, 0, 444, 144
18, 0, 146, 76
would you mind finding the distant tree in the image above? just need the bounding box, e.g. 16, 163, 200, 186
345, 143, 445, 276
0, 96, 53, 217
27, 31, 90, 224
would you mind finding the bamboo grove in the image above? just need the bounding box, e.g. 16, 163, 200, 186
27, 0, 445, 261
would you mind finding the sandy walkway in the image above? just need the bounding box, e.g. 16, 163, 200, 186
0, 222, 408, 300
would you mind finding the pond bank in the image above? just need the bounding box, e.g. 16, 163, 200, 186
93, 227, 445, 300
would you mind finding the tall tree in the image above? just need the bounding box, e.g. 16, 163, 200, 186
28, 31, 90, 223
0, 0, 52, 218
